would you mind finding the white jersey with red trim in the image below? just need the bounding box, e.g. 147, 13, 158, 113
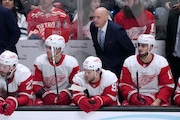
114, 10, 155, 40
33, 54, 79, 94
72, 69, 119, 106
120, 54, 174, 103
0, 64, 33, 105
27, 7, 71, 42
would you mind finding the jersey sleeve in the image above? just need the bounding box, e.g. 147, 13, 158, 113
156, 60, 175, 102
145, 11, 156, 36
99, 81, 118, 106
33, 58, 44, 94
69, 66, 80, 84
16, 67, 33, 106
119, 65, 136, 100
17, 75, 33, 106
67, 57, 80, 84
26, 10, 42, 39
71, 74, 87, 105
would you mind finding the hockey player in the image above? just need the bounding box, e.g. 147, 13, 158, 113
119, 34, 175, 106
0, 50, 33, 116
33, 34, 80, 105
114, 0, 155, 41
71, 56, 119, 113
27, 0, 71, 42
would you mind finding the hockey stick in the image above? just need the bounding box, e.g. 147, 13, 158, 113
68, 84, 95, 104
2, 74, 10, 113
136, 71, 145, 104
51, 47, 59, 97
5, 75, 9, 97
68, 84, 90, 98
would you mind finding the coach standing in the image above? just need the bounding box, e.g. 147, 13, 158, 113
90, 7, 135, 78
0, 6, 20, 54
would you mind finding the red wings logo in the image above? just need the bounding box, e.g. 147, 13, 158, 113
133, 74, 156, 88
43, 75, 66, 88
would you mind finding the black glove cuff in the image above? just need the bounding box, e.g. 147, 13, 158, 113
37, 88, 46, 98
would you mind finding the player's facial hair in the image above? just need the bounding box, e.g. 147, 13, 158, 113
123, 2, 144, 18
139, 51, 149, 58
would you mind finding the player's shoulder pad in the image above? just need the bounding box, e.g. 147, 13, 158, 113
64, 54, 79, 66
153, 54, 169, 67
101, 69, 118, 85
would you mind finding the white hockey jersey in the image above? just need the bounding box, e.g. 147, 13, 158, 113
0, 64, 33, 105
72, 69, 119, 106
120, 54, 174, 103
33, 54, 79, 94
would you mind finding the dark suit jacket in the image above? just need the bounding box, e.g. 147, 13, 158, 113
165, 8, 180, 85
165, 8, 180, 58
90, 20, 135, 78
0, 6, 20, 54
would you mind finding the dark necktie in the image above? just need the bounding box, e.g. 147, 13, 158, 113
99, 30, 105, 50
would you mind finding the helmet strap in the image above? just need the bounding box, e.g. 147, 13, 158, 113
94, 70, 97, 78
7, 66, 16, 79
146, 45, 153, 58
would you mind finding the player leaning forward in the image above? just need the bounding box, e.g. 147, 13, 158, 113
71, 56, 119, 113
120, 34, 175, 106
33, 34, 80, 105
0, 50, 33, 115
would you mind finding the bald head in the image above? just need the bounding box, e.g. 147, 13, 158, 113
95, 7, 109, 16
93, 7, 109, 28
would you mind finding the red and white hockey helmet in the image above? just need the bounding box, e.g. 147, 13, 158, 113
45, 34, 65, 51
137, 34, 156, 47
0, 50, 18, 66
83, 56, 102, 71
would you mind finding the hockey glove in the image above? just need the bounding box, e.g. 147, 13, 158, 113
174, 95, 180, 106
3, 96, 18, 116
42, 91, 57, 105
143, 96, 154, 105
0, 97, 5, 114
90, 96, 103, 111
78, 97, 93, 113
34, 97, 43, 106
129, 93, 145, 105
55, 90, 71, 105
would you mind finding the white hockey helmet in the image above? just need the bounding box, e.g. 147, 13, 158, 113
45, 34, 65, 51
0, 50, 18, 66
83, 56, 102, 71
137, 34, 156, 47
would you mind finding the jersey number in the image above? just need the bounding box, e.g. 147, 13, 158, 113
111, 83, 117, 92
26, 80, 33, 90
